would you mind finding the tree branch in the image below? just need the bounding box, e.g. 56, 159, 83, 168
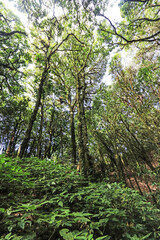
0, 31, 27, 37
98, 13, 160, 45
49, 33, 85, 59
134, 17, 160, 22
124, 0, 149, 3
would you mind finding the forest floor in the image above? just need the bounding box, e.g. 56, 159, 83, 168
0, 155, 160, 239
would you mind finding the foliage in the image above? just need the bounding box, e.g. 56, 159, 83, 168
0, 1, 160, 239
0, 1, 30, 95
119, 0, 160, 46
86, 46, 160, 186
0, 155, 160, 239
0, 1, 31, 156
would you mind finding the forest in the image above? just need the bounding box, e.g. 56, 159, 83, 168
0, 0, 160, 239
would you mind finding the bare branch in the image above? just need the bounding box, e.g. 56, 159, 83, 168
135, 17, 160, 22
98, 13, 160, 45
124, 0, 149, 3
49, 33, 85, 60
0, 31, 27, 37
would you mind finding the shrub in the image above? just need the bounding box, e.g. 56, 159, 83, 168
0, 155, 159, 239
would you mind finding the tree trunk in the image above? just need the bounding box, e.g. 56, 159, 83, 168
96, 133, 118, 168
60, 126, 64, 158
82, 78, 94, 176
6, 121, 19, 157
45, 132, 53, 159
28, 137, 36, 157
37, 102, 44, 159
118, 155, 127, 184
70, 107, 77, 164
134, 176, 143, 195
6, 131, 15, 157
76, 75, 93, 177
17, 66, 49, 158
76, 75, 86, 174
121, 117, 155, 170
44, 112, 54, 159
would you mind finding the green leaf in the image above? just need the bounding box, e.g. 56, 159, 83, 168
141, 233, 152, 240
58, 201, 63, 207
5, 233, 12, 240
18, 221, 25, 230
96, 236, 111, 240
21, 233, 36, 240
0, 208, 5, 213
74, 217, 91, 223
6, 207, 12, 215
72, 212, 92, 217
99, 218, 109, 224
59, 229, 74, 240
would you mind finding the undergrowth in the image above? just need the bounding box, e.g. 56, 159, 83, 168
0, 155, 160, 240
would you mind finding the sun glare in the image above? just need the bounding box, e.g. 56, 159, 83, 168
1, 0, 28, 26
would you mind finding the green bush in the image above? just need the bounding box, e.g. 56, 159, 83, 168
0, 155, 159, 239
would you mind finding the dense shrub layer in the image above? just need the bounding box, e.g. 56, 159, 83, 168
0, 155, 159, 240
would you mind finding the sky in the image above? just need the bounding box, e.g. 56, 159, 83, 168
2, 0, 122, 22
1, 0, 125, 85
1, 0, 28, 25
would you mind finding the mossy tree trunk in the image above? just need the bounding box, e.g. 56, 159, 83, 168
76, 74, 93, 177
70, 107, 77, 165
5, 121, 19, 157
37, 101, 44, 159
17, 66, 49, 158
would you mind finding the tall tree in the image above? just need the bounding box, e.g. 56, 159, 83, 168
50, 21, 108, 175
17, 16, 87, 158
